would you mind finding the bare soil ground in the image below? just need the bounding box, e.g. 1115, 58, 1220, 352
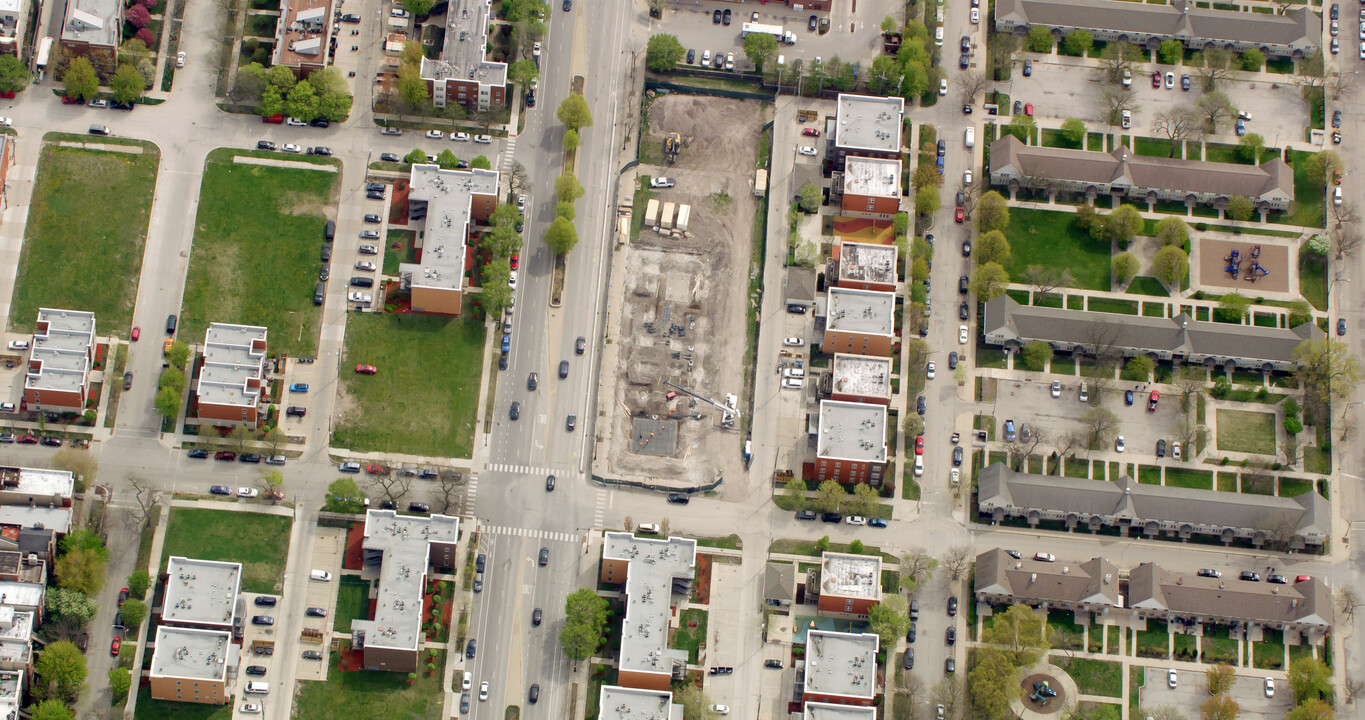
598, 95, 771, 488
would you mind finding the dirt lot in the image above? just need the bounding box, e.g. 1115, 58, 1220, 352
1196, 237, 1291, 295
597, 94, 771, 488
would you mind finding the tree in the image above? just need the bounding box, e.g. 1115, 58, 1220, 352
1288, 656, 1333, 705
1293, 338, 1361, 404
395, 63, 430, 112
980, 603, 1051, 665
435, 149, 460, 170
126, 472, 158, 525
0, 53, 28, 94
901, 550, 938, 590
1061, 29, 1092, 56
555, 173, 584, 202
325, 477, 367, 513
1081, 406, 1120, 448
868, 594, 910, 647
899, 60, 929, 99
1025, 26, 1053, 52
403, 0, 435, 16
559, 588, 608, 660
50, 447, 97, 494
911, 162, 944, 190
1238, 132, 1265, 163
867, 55, 904, 96
1193, 47, 1234, 89
781, 479, 807, 512
1100, 85, 1137, 125
1152, 245, 1189, 287
1338, 585, 1361, 626
645, 33, 686, 71
109, 666, 131, 698
742, 31, 779, 71
62, 57, 99, 101
125, 2, 150, 26
258, 84, 285, 118
976, 230, 1011, 266
1158, 39, 1183, 65
1240, 48, 1264, 71
676, 686, 719, 720
556, 93, 593, 131
404, 148, 429, 165
56, 547, 106, 597
554, 200, 575, 221
1061, 118, 1087, 145
285, 80, 320, 122
1113, 252, 1139, 283
30, 700, 74, 720
258, 469, 285, 500
976, 191, 1010, 233
1006, 112, 1037, 142
971, 262, 1010, 300
845, 482, 880, 516
1285, 699, 1335, 720
1021, 341, 1053, 371
1301, 49, 1327, 89
1206, 664, 1235, 695
1153, 217, 1189, 248
45, 587, 96, 626
1200, 694, 1240, 720
1026, 265, 1073, 295
955, 71, 990, 103
1305, 150, 1342, 190
1227, 195, 1256, 222
34, 640, 85, 703
799, 183, 822, 212
562, 127, 580, 152
1104, 205, 1144, 246
121, 598, 147, 631
1218, 291, 1252, 322
1124, 355, 1155, 382
1099, 40, 1143, 82
127, 569, 151, 599
367, 473, 411, 507
1196, 90, 1237, 132
815, 479, 844, 514
941, 546, 971, 581
544, 215, 579, 255
1153, 107, 1204, 150
903, 413, 924, 442
914, 185, 940, 217
107, 62, 145, 104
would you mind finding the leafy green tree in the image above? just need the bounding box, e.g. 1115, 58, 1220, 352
480, 260, 512, 314
914, 185, 939, 217
1152, 245, 1189, 287
436, 149, 460, 170
1154, 217, 1189, 248
469, 155, 491, 170
1284, 416, 1303, 435
976, 191, 1011, 233
1287, 299, 1315, 327
742, 31, 779, 72
325, 477, 367, 513
396, 63, 430, 111
1240, 48, 1264, 71
108, 667, 131, 698
1021, 341, 1053, 371
868, 594, 909, 647
969, 648, 1019, 720
1285, 699, 1335, 720
1104, 205, 1144, 245
900, 60, 928, 99
1025, 26, 1053, 52
508, 58, 539, 89
405, 148, 429, 164
484, 225, 523, 258
559, 588, 608, 660
317, 89, 353, 122
799, 183, 822, 212
1219, 291, 1252, 322
266, 64, 298, 91
555, 200, 575, 220
1113, 252, 1139, 283
120, 598, 147, 630
62, 57, 99, 102
30, 700, 74, 720
126, 569, 150, 598
165, 340, 190, 370
555, 173, 584, 202
975, 230, 1011, 266
563, 128, 579, 151
782, 479, 806, 511
34, 640, 86, 703
1061, 118, 1086, 145
815, 479, 844, 513
556, 93, 593, 131
402, 0, 435, 17
911, 162, 943, 189
866, 55, 903, 96
0, 53, 27, 94
1293, 338, 1362, 404
1061, 29, 1092, 56
61, 528, 108, 558
847, 483, 881, 516
1304, 150, 1342, 190
1124, 355, 1154, 382
544, 215, 579, 254
893, 212, 909, 236
645, 33, 686, 71
675, 686, 719, 720
1227, 195, 1256, 222
45, 588, 96, 626
981, 603, 1051, 665
56, 548, 106, 596
1006, 112, 1036, 142
1287, 658, 1334, 705
284, 80, 319, 122
154, 386, 181, 420
1238, 133, 1265, 163
1158, 39, 1183, 65
971, 262, 1010, 300
1200, 694, 1240, 720
259, 84, 284, 118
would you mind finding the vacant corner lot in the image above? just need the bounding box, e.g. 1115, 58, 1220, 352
1216, 409, 1277, 455
293, 650, 446, 719
159, 507, 293, 594
10, 135, 160, 335
180, 149, 339, 356
331, 313, 485, 458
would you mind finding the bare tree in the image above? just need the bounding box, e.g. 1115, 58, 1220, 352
509, 162, 530, 194
1339, 412, 1359, 443
960, 181, 983, 220
435, 473, 462, 514
955, 72, 990, 103
1054, 432, 1084, 468
1026, 265, 1075, 296
1338, 585, 1361, 626
1174, 422, 1203, 456
1345, 676, 1364, 704
1332, 223, 1363, 259
367, 474, 412, 506
1098, 40, 1143, 83
1328, 69, 1357, 101
660, 517, 671, 536
1330, 201, 1359, 227
931, 677, 963, 720
126, 473, 158, 525
1193, 48, 1234, 88
1101, 85, 1137, 125
1173, 365, 1207, 412
1152, 106, 1205, 148
1004, 426, 1047, 470
1195, 91, 1237, 132
901, 550, 938, 590
1081, 407, 1121, 449
941, 546, 971, 582
1140, 707, 1190, 720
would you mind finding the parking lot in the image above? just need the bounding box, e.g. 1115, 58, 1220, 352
1140, 667, 1292, 719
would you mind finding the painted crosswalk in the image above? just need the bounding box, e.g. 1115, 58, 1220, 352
484, 463, 556, 476
463, 477, 478, 515
482, 525, 578, 543
500, 138, 518, 174
592, 489, 607, 531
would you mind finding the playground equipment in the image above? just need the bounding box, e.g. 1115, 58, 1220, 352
1245, 261, 1270, 283
1251, 244, 1261, 258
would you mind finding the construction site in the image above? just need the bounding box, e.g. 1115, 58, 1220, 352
595, 94, 771, 491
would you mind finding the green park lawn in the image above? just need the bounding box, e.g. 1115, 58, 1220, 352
294, 651, 446, 720
160, 508, 292, 594
334, 574, 372, 633
1003, 208, 1112, 291
1053, 657, 1123, 697
134, 688, 233, 720
1216, 409, 1277, 455
10, 135, 160, 336
180, 148, 339, 356
331, 313, 485, 458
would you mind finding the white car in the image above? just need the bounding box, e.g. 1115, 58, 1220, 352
176, 51, 186, 68
391, 7, 410, 17
938, 78, 948, 95
0, 118, 12, 127
509, 271, 518, 288
474, 135, 492, 143
781, 377, 804, 389
1172, 441, 1181, 460
1164, 71, 1175, 88
970, 7, 979, 23
1264, 678, 1274, 697
1120, 109, 1131, 129
926, 361, 936, 379
1168, 669, 1178, 689
1115, 435, 1126, 453
355, 261, 376, 271
285, 117, 307, 126
1034, 552, 1056, 562
282, 143, 302, 153
452, 131, 470, 141
1050, 380, 1061, 398
783, 337, 805, 347
934, 25, 944, 45
725, 52, 735, 70
711, 705, 730, 715
844, 515, 866, 526
348, 292, 373, 303
963, 169, 973, 186
950, 468, 960, 485
359, 244, 379, 255
479, 681, 490, 701
533, 41, 541, 57
7, 340, 28, 350
237, 487, 259, 498
914, 455, 924, 477
1335, 187, 1344, 206
426, 129, 444, 139
797, 146, 817, 156
241, 703, 262, 714
516, 194, 526, 209
462, 672, 472, 691
650, 177, 676, 188
702, 49, 712, 66
959, 325, 969, 344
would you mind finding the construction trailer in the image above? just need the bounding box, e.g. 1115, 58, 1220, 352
675, 204, 691, 232
644, 198, 660, 226
659, 201, 676, 230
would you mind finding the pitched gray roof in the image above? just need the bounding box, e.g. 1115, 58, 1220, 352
1128, 563, 1332, 627
975, 548, 1120, 607
765, 562, 795, 603
977, 463, 1329, 539
994, 0, 1319, 50
989, 135, 1294, 200
983, 296, 1323, 366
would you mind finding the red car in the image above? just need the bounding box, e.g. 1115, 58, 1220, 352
110, 638, 121, 656
365, 464, 390, 476
1151, 70, 1162, 88
61, 95, 82, 105
262, 113, 284, 124
955, 207, 964, 223
17, 435, 36, 444
1147, 390, 1159, 411
801, 128, 820, 137
356, 364, 378, 375
1023, 103, 1033, 117
118, 587, 129, 606
915, 435, 924, 455
131, 326, 140, 341
510, 254, 519, 270
0, 91, 14, 99
1295, 575, 1313, 583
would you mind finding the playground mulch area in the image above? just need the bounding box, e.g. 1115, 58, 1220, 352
1197, 237, 1290, 294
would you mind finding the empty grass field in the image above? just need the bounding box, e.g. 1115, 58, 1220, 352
294, 650, 446, 720
1216, 409, 1277, 455
331, 313, 485, 458
180, 148, 339, 356
1003, 208, 1113, 291
160, 508, 292, 594
10, 136, 160, 336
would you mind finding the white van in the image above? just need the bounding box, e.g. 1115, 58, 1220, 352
964, 126, 975, 148
1079, 382, 1090, 403
310, 570, 332, 582
781, 377, 803, 389
637, 523, 661, 534
245, 682, 269, 695
914, 455, 924, 477
782, 367, 805, 379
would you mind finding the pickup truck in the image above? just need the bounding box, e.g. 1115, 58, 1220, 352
1147, 390, 1159, 411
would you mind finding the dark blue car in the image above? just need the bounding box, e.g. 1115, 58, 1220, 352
868, 518, 888, 528
501, 335, 510, 353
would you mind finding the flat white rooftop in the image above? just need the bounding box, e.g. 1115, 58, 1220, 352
421, 0, 508, 88
837, 242, 897, 286
816, 400, 888, 464
830, 354, 892, 401
805, 702, 878, 720
197, 323, 268, 409
402, 164, 500, 292
26, 308, 95, 396
842, 156, 901, 198
835, 94, 904, 154
351, 510, 459, 654
149, 626, 234, 682
826, 288, 895, 336
598, 686, 683, 720
0, 467, 74, 501
804, 630, 879, 700
819, 551, 882, 600
162, 557, 242, 628
603, 532, 697, 679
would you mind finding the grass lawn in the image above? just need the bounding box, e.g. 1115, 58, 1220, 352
1084, 703, 1122, 720
1271, 150, 1325, 229
1217, 472, 1238, 492
160, 508, 292, 594
1129, 666, 1145, 716
1133, 136, 1179, 158
134, 687, 233, 720
1287, 642, 1316, 666
10, 137, 160, 336
1054, 657, 1122, 697
1255, 638, 1286, 669
696, 534, 743, 550
1173, 632, 1198, 660
180, 148, 339, 357
1003, 208, 1112, 291
382, 229, 417, 276
1138, 465, 1161, 485
294, 650, 446, 720
1299, 246, 1327, 310
1203, 141, 1255, 165
1163, 467, 1214, 490
672, 608, 708, 663
331, 313, 485, 458
1202, 634, 1239, 665
334, 575, 371, 633
1127, 276, 1169, 297
1048, 609, 1084, 650
1278, 477, 1313, 497
1135, 622, 1169, 658
1088, 297, 1139, 315
1216, 409, 1277, 455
